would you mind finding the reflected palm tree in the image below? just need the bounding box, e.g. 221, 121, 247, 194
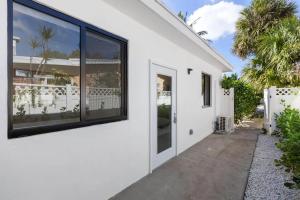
29, 38, 40, 76
29, 38, 40, 107
35, 26, 55, 76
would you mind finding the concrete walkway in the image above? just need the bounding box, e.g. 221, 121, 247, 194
111, 127, 259, 200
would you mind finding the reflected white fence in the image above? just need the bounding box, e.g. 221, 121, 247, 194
157, 91, 171, 105
13, 83, 121, 115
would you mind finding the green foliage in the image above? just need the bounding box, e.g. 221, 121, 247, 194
42, 106, 48, 115
177, 11, 187, 22
30, 87, 37, 108
275, 105, 300, 188
73, 104, 80, 113
50, 69, 72, 85
222, 74, 261, 123
39, 50, 68, 59
158, 104, 171, 129
69, 49, 80, 58
242, 16, 300, 89
158, 104, 171, 119
233, 0, 297, 58
233, 0, 299, 90
16, 104, 26, 117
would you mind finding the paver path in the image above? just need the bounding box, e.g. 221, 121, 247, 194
111, 127, 258, 200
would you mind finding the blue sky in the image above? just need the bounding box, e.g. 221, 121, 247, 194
13, 3, 80, 58
13, 2, 121, 60
162, 0, 300, 75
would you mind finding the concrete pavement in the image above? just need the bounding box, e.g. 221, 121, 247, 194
111, 127, 259, 200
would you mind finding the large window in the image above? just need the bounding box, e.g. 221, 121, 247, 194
202, 73, 211, 107
8, 0, 127, 138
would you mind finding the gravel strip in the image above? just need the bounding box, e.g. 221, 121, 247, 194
244, 134, 300, 200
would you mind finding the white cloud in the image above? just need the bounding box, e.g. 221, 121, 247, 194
187, 1, 244, 41
13, 19, 32, 35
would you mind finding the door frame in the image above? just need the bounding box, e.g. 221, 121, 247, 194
149, 60, 177, 172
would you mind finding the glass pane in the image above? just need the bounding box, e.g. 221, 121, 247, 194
157, 74, 172, 153
12, 3, 80, 129
205, 75, 211, 106
85, 31, 122, 120
202, 73, 211, 106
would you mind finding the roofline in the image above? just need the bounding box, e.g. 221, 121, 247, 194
149, 0, 234, 72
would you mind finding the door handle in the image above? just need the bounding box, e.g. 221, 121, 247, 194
173, 112, 177, 124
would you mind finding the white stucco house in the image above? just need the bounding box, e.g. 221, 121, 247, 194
0, 0, 233, 199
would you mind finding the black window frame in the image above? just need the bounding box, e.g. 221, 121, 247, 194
202, 72, 211, 107
7, 0, 128, 139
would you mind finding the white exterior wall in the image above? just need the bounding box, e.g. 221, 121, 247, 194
0, 1, 227, 200
264, 87, 300, 134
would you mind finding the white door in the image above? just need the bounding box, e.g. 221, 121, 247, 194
150, 63, 177, 170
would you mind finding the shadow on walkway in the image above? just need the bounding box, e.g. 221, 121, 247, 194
111, 127, 259, 200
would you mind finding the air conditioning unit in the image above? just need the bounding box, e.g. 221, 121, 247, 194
215, 116, 234, 134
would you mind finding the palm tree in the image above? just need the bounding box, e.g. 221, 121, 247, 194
28, 38, 41, 109
177, 11, 209, 39
35, 26, 55, 75
233, 0, 297, 58
197, 30, 208, 36
197, 30, 212, 42
29, 38, 40, 74
242, 16, 300, 89
178, 11, 187, 22
257, 17, 300, 76
187, 15, 210, 42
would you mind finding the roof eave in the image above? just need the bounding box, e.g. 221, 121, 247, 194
145, 0, 234, 72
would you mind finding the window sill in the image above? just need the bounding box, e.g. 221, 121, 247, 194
202, 105, 212, 109
8, 115, 128, 139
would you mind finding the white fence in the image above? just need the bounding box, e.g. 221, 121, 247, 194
219, 88, 234, 118
157, 91, 171, 105
13, 83, 121, 115
264, 86, 300, 134
219, 88, 234, 130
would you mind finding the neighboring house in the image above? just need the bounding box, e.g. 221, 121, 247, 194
0, 0, 233, 200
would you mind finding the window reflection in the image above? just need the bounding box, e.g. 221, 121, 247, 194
202, 73, 211, 106
157, 74, 172, 153
85, 31, 122, 119
12, 3, 80, 129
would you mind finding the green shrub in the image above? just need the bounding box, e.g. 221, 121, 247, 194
222, 74, 261, 123
275, 105, 300, 189
158, 104, 171, 119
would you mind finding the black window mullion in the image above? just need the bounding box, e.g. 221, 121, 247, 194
7, 0, 13, 137
122, 42, 128, 118
202, 74, 206, 105
80, 26, 86, 121
207, 76, 211, 106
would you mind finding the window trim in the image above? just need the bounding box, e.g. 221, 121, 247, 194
7, 0, 128, 139
201, 72, 212, 108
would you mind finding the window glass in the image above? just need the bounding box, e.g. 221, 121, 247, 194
157, 74, 172, 153
202, 73, 211, 106
12, 3, 80, 129
85, 31, 122, 119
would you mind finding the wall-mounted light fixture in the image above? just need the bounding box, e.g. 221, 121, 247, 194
187, 68, 193, 75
